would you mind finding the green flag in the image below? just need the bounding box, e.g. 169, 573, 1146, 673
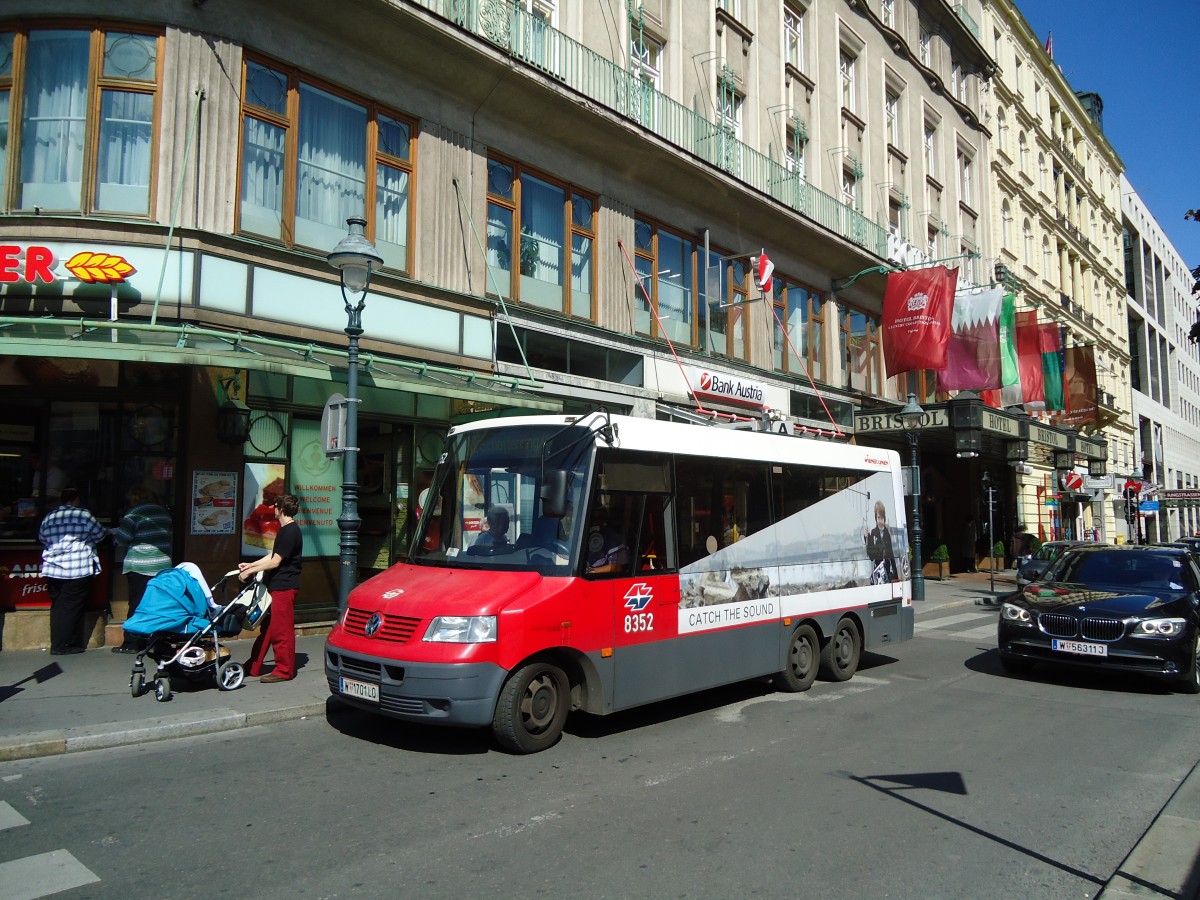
999, 293, 1019, 386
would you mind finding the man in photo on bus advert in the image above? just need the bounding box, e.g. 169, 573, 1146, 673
864, 500, 899, 584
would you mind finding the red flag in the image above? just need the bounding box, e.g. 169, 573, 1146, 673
1044, 31, 1054, 59
882, 266, 955, 377
981, 389, 1003, 408
1015, 310, 1044, 407
1050, 345, 1098, 426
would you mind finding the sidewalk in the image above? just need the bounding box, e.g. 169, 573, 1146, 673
0, 573, 1196, 897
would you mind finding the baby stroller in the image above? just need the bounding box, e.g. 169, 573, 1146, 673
122, 563, 271, 702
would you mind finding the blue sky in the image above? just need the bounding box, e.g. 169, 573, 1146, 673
1013, 0, 1200, 273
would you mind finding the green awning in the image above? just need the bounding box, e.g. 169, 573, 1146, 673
0, 316, 559, 412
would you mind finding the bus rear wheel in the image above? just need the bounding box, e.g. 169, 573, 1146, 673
493, 662, 570, 754
776, 624, 819, 692
819, 618, 861, 682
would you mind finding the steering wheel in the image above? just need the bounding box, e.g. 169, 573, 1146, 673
466, 542, 510, 557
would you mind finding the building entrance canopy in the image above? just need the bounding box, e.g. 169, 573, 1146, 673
0, 316, 559, 412
854, 397, 1107, 471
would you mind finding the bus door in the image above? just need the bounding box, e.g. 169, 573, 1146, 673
586, 490, 680, 711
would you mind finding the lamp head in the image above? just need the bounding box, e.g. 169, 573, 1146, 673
898, 393, 925, 431
327, 216, 384, 295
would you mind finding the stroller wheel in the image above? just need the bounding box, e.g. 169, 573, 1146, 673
154, 675, 173, 702
130, 670, 146, 698
217, 662, 245, 691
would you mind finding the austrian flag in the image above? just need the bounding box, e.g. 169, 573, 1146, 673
881, 266, 957, 376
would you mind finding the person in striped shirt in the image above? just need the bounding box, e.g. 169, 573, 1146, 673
38, 488, 107, 655
111, 486, 174, 653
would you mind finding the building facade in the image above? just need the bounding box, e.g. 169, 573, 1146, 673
0, 0, 1107, 649
979, 0, 1129, 546
1122, 174, 1200, 542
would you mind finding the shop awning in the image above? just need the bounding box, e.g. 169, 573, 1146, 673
0, 316, 560, 412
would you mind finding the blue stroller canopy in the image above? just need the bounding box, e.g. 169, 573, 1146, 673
122, 565, 217, 636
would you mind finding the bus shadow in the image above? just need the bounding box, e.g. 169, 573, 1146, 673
324, 652, 901, 754
567, 650, 899, 741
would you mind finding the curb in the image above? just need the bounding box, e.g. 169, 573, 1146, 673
0, 702, 328, 762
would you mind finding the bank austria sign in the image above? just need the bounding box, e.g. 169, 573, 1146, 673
686, 367, 767, 409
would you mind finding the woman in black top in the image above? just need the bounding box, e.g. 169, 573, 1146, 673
239, 493, 302, 682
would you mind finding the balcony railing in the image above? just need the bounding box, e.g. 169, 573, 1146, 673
952, 4, 981, 42
411, 0, 887, 257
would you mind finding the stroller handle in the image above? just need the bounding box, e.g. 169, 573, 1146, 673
220, 569, 263, 582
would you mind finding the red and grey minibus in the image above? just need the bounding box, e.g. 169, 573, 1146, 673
325, 412, 913, 752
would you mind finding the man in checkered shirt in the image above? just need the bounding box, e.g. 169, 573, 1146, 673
39, 488, 107, 655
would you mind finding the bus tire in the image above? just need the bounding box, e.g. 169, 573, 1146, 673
776, 624, 819, 692
492, 662, 570, 754
819, 618, 861, 682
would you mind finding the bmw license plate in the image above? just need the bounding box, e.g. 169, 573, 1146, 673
1052, 639, 1107, 657
339, 676, 380, 702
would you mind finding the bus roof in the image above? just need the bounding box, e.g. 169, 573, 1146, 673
448, 413, 900, 473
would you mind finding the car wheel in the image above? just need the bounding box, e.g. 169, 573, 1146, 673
776, 624, 819, 693
492, 662, 570, 754
819, 618, 861, 682
1175, 635, 1200, 695
1000, 654, 1035, 676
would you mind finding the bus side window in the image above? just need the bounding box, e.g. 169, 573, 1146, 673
637, 495, 675, 571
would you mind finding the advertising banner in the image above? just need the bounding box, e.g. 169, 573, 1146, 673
191, 470, 237, 535
289, 418, 343, 557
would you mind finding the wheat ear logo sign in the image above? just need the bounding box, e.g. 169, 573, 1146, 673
63, 252, 136, 284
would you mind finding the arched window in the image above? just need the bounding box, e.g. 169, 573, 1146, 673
1018, 132, 1029, 172
1001, 199, 1012, 246
1023, 219, 1033, 266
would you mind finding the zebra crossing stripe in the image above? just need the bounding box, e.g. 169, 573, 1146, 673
0, 801, 30, 831
0, 850, 100, 899
915, 613, 983, 633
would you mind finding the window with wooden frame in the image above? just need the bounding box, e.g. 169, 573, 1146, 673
1, 25, 162, 216
633, 217, 697, 347
772, 276, 825, 382
837, 302, 882, 395
238, 55, 415, 272
487, 156, 595, 318
903, 369, 938, 404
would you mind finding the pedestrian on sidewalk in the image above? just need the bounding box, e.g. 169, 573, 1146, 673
238, 492, 302, 683
111, 486, 174, 653
38, 487, 107, 655
1014, 523, 1033, 563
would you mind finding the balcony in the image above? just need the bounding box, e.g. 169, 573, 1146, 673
410, 0, 887, 257
953, 4, 981, 42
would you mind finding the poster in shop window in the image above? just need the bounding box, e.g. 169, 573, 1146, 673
191, 470, 238, 535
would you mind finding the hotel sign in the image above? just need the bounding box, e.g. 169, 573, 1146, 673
1032, 424, 1070, 450
854, 408, 949, 433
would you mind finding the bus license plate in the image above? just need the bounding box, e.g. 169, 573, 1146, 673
340, 676, 380, 702
1052, 639, 1107, 657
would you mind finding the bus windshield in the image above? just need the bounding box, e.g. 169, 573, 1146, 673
409, 423, 593, 574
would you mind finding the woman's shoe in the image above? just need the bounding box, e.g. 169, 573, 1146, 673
260, 673, 293, 683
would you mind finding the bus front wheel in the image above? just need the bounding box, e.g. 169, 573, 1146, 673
776, 624, 819, 692
493, 662, 570, 753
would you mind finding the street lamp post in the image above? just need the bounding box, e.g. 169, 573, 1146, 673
981, 471, 996, 595
898, 393, 925, 602
326, 217, 383, 613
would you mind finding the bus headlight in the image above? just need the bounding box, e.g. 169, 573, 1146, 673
424, 615, 498, 643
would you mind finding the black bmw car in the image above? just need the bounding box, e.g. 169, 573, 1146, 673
997, 545, 1200, 693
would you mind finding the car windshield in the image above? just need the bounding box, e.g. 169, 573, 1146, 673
409, 423, 593, 575
1048, 550, 1191, 591
1033, 543, 1060, 561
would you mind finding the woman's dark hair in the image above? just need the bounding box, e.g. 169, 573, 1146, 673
274, 493, 300, 517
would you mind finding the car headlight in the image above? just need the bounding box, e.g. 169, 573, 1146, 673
1132, 618, 1187, 638
423, 615, 498, 643
1001, 603, 1033, 625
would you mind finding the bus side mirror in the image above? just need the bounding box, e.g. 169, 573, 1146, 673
540, 469, 568, 518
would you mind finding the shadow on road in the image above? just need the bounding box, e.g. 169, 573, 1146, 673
965, 647, 1177, 696
0, 662, 62, 703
